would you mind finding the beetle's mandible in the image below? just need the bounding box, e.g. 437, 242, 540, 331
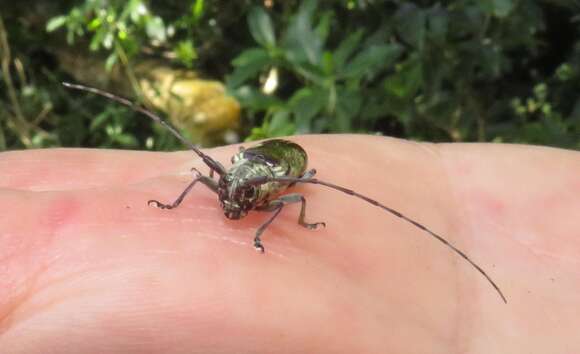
63, 82, 508, 304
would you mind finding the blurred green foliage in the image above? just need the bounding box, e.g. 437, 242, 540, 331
0, 0, 579, 150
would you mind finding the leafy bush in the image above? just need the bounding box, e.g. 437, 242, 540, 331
227, 0, 580, 147
0, 0, 578, 150
229, 2, 405, 139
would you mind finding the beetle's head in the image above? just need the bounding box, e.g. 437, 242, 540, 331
217, 173, 258, 220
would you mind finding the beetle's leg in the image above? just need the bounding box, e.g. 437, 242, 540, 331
148, 168, 218, 210
254, 193, 325, 252
253, 201, 283, 252
193, 166, 217, 180
281, 193, 325, 229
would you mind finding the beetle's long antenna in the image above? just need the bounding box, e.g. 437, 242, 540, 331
62, 82, 226, 175
245, 175, 507, 303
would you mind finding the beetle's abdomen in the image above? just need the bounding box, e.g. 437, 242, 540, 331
240, 139, 308, 178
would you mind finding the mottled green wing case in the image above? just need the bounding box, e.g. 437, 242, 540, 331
242, 139, 308, 178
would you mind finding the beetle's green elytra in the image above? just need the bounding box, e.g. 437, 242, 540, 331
237, 139, 308, 179
63, 81, 508, 304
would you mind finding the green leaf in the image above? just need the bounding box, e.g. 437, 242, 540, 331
395, 3, 426, 50
384, 56, 423, 98
105, 52, 118, 72
322, 51, 333, 75
175, 40, 197, 67
89, 27, 107, 51
335, 87, 362, 131
426, 5, 448, 42
359, 94, 389, 123
124, 0, 146, 22
146, 16, 166, 42
315, 11, 333, 45
333, 30, 364, 70
289, 87, 327, 133
232, 48, 270, 67
556, 63, 574, 81
246, 126, 269, 141
90, 111, 111, 132
46, 16, 67, 32
192, 0, 204, 21
87, 17, 102, 31
340, 44, 403, 80
282, 0, 322, 65
102, 32, 114, 49
115, 133, 139, 147
233, 86, 283, 111
492, 0, 514, 18
292, 62, 327, 85
248, 7, 276, 48
228, 48, 272, 87
268, 110, 296, 136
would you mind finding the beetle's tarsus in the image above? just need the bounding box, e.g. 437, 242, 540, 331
254, 240, 265, 253
303, 221, 325, 230
190, 167, 202, 177
148, 199, 174, 209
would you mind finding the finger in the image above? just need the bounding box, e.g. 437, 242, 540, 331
0, 135, 467, 353
4, 135, 577, 352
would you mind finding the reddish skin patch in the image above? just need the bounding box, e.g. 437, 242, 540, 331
38, 196, 82, 238
472, 191, 506, 221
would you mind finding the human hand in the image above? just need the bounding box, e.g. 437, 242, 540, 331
0, 135, 578, 353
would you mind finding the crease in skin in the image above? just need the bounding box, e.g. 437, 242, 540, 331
0, 195, 81, 334
523, 248, 580, 266
0, 239, 289, 346
482, 216, 580, 267
0, 253, 174, 337
0, 233, 28, 266
0, 254, 64, 336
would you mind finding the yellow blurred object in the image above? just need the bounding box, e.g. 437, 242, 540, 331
137, 65, 240, 144
57, 49, 241, 146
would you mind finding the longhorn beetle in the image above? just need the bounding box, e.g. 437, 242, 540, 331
63, 82, 507, 303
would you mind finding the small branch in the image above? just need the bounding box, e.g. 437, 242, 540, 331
0, 16, 31, 146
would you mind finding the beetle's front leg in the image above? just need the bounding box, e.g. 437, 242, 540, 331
253, 193, 325, 252
148, 168, 218, 209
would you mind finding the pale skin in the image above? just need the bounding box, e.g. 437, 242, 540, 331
0, 134, 579, 353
